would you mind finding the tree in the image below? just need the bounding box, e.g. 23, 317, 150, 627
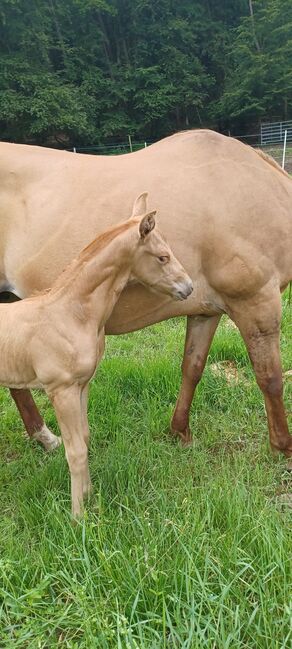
0, 0, 290, 144
213, 0, 292, 132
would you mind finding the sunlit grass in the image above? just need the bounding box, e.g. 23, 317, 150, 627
0, 294, 291, 647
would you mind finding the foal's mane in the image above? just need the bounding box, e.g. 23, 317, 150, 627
48, 218, 138, 295
79, 219, 137, 260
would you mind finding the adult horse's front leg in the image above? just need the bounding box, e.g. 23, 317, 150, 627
171, 314, 221, 445
229, 290, 292, 463
10, 388, 61, 451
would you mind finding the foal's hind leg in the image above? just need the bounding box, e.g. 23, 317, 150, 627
10, 388, 61, 451
171, 314, 221, 445
228, 290, 292, 460
50, 385, 90, 517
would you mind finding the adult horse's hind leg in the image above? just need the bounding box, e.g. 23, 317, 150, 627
171, 314, 221, 445
10, 388, 61, 451
229, 290, 292, 461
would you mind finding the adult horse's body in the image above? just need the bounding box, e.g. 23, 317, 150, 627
0, 129, 292, 458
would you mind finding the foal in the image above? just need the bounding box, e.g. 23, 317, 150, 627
0, 194, 193, 516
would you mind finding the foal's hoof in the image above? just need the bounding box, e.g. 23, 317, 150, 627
32, 425, 62, 452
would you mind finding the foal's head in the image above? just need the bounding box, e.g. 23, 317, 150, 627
129, 193, 193, 301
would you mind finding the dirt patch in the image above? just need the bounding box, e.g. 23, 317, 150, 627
223, 319, 238, 330
210, 360, 249, 385
5, 450, 20, 463
209, 438, 248, 456
276, 493, 292, 510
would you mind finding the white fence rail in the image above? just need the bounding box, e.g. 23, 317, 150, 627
260, 120, 292, 145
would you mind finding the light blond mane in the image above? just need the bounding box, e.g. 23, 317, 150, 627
255, 148, 290, 178
80, 219, 137, 260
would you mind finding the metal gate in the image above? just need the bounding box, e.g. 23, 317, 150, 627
260, 120, 292, 145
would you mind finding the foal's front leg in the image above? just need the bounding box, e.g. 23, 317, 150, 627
49, 385, 90, 517
80, 382, 92, 499
80, 331, 105, 499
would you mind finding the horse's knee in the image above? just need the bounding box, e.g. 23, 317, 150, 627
182, 356, 204, 386
66, 446, 88, 474
256, 373, 283, 397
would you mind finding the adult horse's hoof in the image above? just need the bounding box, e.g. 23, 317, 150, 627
286, 458, 292, 472
170, 424, 193, 448
32, 425, 62, 451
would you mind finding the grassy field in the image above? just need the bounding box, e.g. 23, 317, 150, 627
0, 295, 291, 648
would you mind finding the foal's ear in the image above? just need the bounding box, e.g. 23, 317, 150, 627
131, 192, 148, 218
139, 211, 157, 239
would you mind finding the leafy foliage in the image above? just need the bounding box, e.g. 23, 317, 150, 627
0, 0, 291, 144
214, 0, 292, 131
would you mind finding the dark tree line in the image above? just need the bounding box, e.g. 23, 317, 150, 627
1, 0, 291, 146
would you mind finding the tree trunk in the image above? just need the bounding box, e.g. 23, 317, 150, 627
248, 0, 261, 52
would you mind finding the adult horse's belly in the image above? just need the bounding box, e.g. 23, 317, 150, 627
105, 271, 224, 334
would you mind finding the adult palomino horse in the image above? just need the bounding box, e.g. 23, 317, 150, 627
0, 199, 192, 516
0, 129, 291, 461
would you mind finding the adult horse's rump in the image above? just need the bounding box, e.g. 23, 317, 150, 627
0, 130, 291, 460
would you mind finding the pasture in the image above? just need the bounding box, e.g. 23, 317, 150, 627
0, 294, 291, 648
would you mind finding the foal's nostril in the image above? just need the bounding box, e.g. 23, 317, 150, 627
182, 280, 193, 298
187, 280, 193, 296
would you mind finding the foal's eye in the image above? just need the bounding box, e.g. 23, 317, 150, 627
158, 256, 169, 264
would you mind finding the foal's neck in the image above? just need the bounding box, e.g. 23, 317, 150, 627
50, 220, 138, 328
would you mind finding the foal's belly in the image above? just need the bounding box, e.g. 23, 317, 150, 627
0, 377, 43, 390
0, 360, 40, 390
0, 342, 39, 389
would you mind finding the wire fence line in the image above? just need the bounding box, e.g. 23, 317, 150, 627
70, 131, 292, 172
257, 144, 292, 173
71, 141, 149, 155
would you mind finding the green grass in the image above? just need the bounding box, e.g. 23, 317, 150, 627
0, 296, 291, 648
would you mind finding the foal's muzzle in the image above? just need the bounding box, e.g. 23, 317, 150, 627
173, 279, 193, 301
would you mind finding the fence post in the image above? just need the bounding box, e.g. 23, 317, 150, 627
282, 129, 287, 169
73, 147, 76, 153
128, 135, 133, 153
